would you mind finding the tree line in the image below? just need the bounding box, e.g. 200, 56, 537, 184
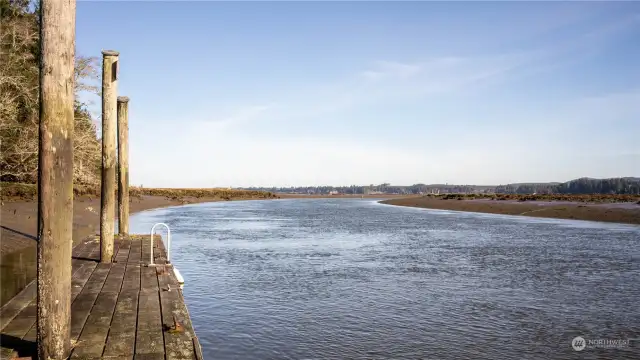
1, 0, 102, 185
494, 177, 640, 195
243, 177, 640, 195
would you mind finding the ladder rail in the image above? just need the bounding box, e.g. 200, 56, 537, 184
150, 222, 171, 265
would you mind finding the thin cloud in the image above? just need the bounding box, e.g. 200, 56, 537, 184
360, 60, 424, 81
190, 14, 639, 135
198, 104, 275, 130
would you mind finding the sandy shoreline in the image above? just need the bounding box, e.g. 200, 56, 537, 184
381, 197, 640, 225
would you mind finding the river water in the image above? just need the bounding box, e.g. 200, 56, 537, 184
130, 198, 640, 360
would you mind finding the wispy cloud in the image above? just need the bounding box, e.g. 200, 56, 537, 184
360, 60, 425, 81
185, 11, 639, 136
197, 104, 275, 130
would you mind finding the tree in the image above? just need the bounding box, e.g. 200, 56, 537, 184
0, 0, 101, 185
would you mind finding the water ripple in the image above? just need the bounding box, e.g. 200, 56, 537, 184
131, 198, 640, 360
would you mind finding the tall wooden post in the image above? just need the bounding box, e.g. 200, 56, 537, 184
37, 0, 76, 357
100, 50, 118, 263
117, 96, 130, 235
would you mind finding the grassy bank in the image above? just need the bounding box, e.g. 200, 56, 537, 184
381, 194, 640, 225
430, 193, 640, 203
0, 182, 277, 202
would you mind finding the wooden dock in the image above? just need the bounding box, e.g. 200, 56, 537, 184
0, 235, 203, 360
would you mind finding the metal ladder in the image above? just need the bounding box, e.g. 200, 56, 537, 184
149, 223, 184, 288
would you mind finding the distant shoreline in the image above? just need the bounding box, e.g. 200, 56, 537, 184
275, 193, 415, 199
380, 196, 640, 225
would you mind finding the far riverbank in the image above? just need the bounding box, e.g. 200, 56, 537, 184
381, 196, 640, 225
276, 193, 415, 199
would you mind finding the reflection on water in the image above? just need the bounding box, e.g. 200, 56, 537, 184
0, 244, 36, 306
131, 199, 640, 360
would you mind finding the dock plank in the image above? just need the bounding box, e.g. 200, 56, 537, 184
103, 259, 138, 358
1, 235, 200, 359
70, 292, 119, 358
70, 263, 111, 340
136, 287, 163, 357
128, 236, 142, 264
114, 236, 130, 263
140, 236, 152, 266
0, 281, 35, 331
158, 271, 196, 360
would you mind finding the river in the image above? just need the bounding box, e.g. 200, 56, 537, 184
130, 198, 640, 360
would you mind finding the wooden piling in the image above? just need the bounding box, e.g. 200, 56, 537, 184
117, 96, 130, 235
37, 0, 76, 357
100, 50, 119, 263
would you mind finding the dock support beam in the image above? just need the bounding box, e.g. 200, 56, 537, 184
100, 50, 119, 263
117, 96, 130, 235
37, 0, 76, 357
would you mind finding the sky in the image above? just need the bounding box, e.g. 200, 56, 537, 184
76, 1, 640, 188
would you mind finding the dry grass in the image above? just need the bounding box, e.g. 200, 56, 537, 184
0, 182, 277, 201
432, 193, 640, 203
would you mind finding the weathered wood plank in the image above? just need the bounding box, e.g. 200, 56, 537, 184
137, 291, 161, 330
122, 264, 141, 292
70, 262, 99, 300
86, 237, 101, 262
0, 281, 35, 331
74, 235, 97, 256
103, 263, 140, 358
102, 263, 126, 294
128, 235, 142, 264
115, 236, 131, 263
103, 328, 136, 358
1, 304, 35, 339
159, 271, 196, 360
70, 292, 119, 358
136, 263, 162, 358
135, 353, 165, 360
134, 330, 164, 357
141, 265, 159, 292
140, 236, 151, 265
70, 263, 111, 340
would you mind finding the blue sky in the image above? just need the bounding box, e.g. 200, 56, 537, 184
76, 1, 640, 187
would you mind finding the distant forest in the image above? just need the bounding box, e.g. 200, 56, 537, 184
240, 177, 640, 195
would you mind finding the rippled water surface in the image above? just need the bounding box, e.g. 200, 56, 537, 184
131, 199, 640, 360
